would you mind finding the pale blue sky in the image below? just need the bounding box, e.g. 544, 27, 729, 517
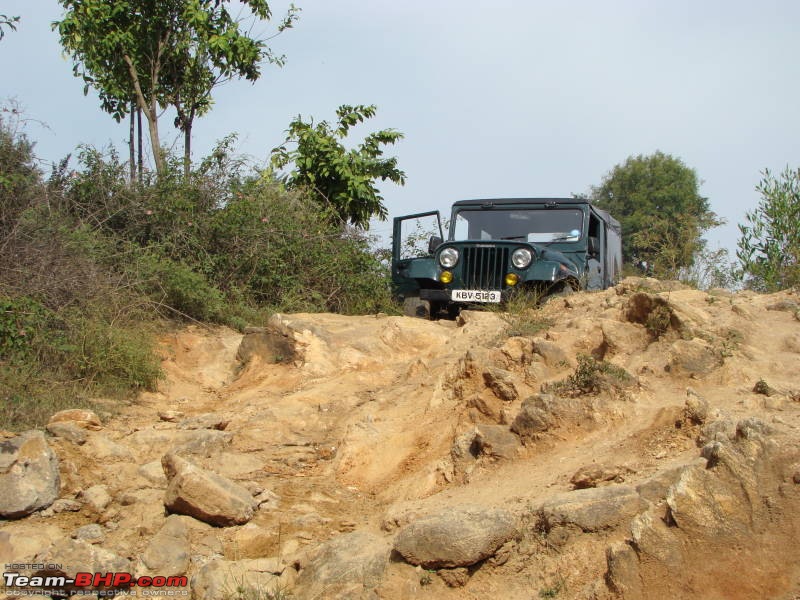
2, 0, 799, 253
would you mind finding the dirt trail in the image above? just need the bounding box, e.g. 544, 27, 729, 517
3, 278, 800, 599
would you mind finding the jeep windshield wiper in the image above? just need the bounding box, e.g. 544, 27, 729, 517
500, 235, 526, 241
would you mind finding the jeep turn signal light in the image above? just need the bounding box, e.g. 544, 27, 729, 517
505, 273, 519, 286
439, 270, 453, 284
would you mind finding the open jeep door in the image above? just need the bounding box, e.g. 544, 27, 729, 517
391, 211, 444, 317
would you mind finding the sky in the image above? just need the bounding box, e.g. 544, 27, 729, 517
2, 0, 799, 255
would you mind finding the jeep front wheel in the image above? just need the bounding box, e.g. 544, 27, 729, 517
403, 296, 432, 319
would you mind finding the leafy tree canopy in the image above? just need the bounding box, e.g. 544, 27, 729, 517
54, 0, 298, 176
0, 14, 19, 40
591, 151, 722, 276
737, 166, 800, 291
271, 105, 405, 228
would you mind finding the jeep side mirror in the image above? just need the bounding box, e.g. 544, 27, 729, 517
428, 236, 443, 254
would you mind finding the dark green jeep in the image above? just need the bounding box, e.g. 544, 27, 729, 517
392, 198, 622, 318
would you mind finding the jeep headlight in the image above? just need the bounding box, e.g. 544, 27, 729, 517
512, 248, 533, 269
439, 247, 459, 268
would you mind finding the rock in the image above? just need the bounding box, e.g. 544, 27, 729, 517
474, 424, 520, 459
766, 299, 799, 312
138, 461, 168, 486
665, 463, 751, 536
237, 326, 296, 364
394, 505, 516, 568
162, 452, 256, 526
532, 338, 569, 366
537, 485, 646, 532
254, 489, 281, 510
666, 339, 723, 376
46, 422, 88, 445
570, 464, 626, 489
158, 410, 184, 422
438, 567, 470, 587
783, 333, 800, 353
605, 541, 643, 599
48, 409, 102, 431
71, 524, 104, 544
482, 367, 519, 402
600, 319, 649, 354
630, 511, 683, 567
684, 391, 709, 424
294, 531, 390, 598
0, 431, 60, 518
230, 523, 274, 558
192, 558, 284, 600
177, 413, 230, 431
50, 498, 82, 513
698, 417, 736, 445
0, 526, 63, 565
80, 485, 112, 512
139, 515, 190, 576
171, 430, 234, 457
35, 538, 130, 581
81, 436, 134, 461
510, 394, 557, 440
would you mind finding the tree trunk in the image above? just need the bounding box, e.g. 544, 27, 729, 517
137, 107, 143, 182
128, 100, 135, 183
123, 53, 165, 176
182, 105, 195, 179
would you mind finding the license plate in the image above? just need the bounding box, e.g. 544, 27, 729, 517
451, 290, 501, 303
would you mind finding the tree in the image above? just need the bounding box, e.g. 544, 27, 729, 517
54, 0, 297, 177
591, 151, 722, 276
270, 105, 405, 228
0, 14, 19, 40
737, 167, 800, 291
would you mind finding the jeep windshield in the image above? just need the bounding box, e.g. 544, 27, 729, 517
452, 208, 584, 243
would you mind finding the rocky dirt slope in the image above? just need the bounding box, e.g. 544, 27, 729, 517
2, 278, 800, 599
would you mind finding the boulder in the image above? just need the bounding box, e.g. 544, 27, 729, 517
80, 485, 111, 513
48, 409, 102, 431
139, 515, 190, 576
0, 526, 63, 565
605, 542, 643, 599
192, 558, 284, 600
0, 431, 60, 518
35, 538, 130, 580
537, 485, 645, 532
393, 505, 516, 568
237, 326, 296, 364
482, 367, 519, 402
510, 394, 558, 439
45, 422, 87, 445
666, 339, 723, 376
570, 464, 626, 489
532, 339, 569, 366
71, 524, 105, 545
438, 567, 470, 587
162, 452, 256, 526
294, 531, 390, 598
474, 424, 520, 459
177, 413, 230, 431
683, 390, 709, 424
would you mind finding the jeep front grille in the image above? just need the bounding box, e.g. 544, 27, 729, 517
462, 247, 509, 289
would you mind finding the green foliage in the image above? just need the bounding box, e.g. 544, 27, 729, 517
0, 114, 40, 232
679, 247, 737, 290
54, 0, 298, 175
545, 354, 633, 396
592, 152, 722, 277
0, 13, 19, 40
499, 289, 554, 338
271, 104, 406, 228
737, 167, 800, 291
